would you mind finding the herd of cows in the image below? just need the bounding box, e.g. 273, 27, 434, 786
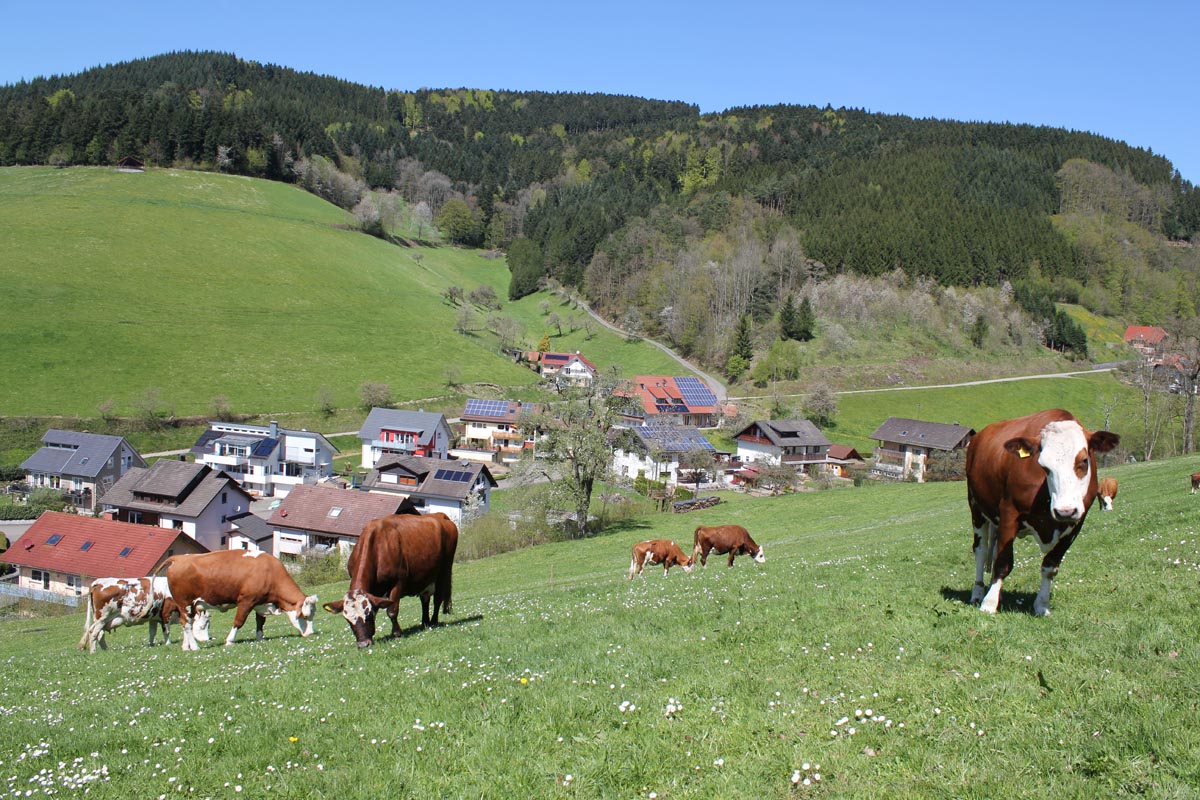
80, 407, 1198, 652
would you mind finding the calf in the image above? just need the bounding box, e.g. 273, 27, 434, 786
692, 525, 765, 567
164, 550, 318, 651
628, 539, 693, 579
1191, 472, 1200, 494
323, 513, 458, 648
78, 577, 189, 653
967, 409, 1118, 616
1097, 477, 1118, 511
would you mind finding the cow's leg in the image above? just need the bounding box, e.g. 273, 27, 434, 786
148, 617, 160, 646
96, 625, 108, 652
225, 601, 255, 646
179, 601, 199, 651
727, 550, 737, 567
255, 611, 267, 641
980, 514, 1018, 614
628, 556, 639, 580
419, 592, 433, 628
1034, 530, 1079, 617
970, 510, 994, 605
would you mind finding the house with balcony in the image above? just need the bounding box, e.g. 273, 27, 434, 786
617, 376, 720, 427
358, 408, 452, 470
99, 460, 254, 551
611, 425, 720, 486
1123, 325, 1170, 361
263, 484, 415, 557
1, 511, 206, 599
522, 351, 598, 387
459, 399, 538, 462
191, 420, 337, 498
361, 455, 497, 525
733, 419, 832, 476
869, 417, 974, 482
18, 430, 146, 514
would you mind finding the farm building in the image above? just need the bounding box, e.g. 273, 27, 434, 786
733, 419, 833, 476
870, 417, 974, 482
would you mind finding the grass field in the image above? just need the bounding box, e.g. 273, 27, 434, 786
2, 453, 1198, 798
0, 167, 686, 418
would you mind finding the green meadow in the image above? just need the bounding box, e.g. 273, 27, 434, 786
0, 167, 685, 419
2, 454, 1198, 798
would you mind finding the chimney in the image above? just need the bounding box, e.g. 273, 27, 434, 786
270, 420, 279, 438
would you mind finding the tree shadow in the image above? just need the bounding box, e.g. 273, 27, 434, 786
939, 585, 1040, 614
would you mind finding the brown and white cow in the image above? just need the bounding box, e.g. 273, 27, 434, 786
692, 525, 765, 567
1097, 477, 1118, 511
78, 577, 192, 653
967, 409, 1119, 616
628, 539, 694, 579
1191, 472, 1200, 494
323, 512, 458, 648
164, 550, 318, 651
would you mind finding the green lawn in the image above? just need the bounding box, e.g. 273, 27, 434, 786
2, 453, 1198, 797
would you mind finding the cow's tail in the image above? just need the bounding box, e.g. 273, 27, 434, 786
77, 591, 95, 651
441, 566, 454, 616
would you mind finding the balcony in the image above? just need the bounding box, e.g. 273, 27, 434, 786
207, 452, 250, 467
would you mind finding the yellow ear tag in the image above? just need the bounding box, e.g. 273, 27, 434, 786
1017, 446, 1031, 458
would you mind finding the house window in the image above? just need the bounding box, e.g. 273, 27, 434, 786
222, 492, 228, 504
46, 534, 62, 546
118, 547, 132, 558
329, 507, 343, 518
129, 511, 143, 524
66, 574, 81, 595
31, 570, 50, 589
80, 541, 93, 551
173, 520, 184, 531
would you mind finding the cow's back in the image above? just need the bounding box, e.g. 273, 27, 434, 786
350, 515, 453, 596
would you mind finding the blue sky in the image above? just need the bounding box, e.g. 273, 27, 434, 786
1, 0, 1196, 182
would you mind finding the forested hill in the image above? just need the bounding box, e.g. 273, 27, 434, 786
3, 51, 1199, 369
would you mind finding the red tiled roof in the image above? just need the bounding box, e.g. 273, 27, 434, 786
2, 511, 206, 578
1124, 325, 1168, 344
828, 444, 863, 461
625, 376, 717, 416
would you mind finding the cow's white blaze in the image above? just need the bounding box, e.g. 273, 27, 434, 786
753, 546, 766, 563
1038, 420, 1091, 521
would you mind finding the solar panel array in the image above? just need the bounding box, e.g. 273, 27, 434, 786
433, 468, 474, 483
675, 377, 717, 407
640, 426, 715, 452
465, 399, 512, 418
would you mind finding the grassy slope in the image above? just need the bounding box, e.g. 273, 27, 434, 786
2, 454, 1197, 798
0, 167, 686, 418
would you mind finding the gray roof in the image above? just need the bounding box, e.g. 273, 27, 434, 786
870, 417, 975, 451
100, 461, 250, 519
633, 425, 716, 455
363, 455, 497, 502
229, 511, 274, 544
20, 430, 142, 479
737, 419, 831, 448
358, 408, 448, 447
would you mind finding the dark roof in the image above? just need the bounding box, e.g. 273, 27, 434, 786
20, 430, 141, 479
358, 409, 448, 446
362, 455, 497, 501
228, 511, 274, 544
827, 444, 864, 461
191, 422, 336, 459
870, 418, 975, 451
267, 485, 409, 537
2, 511, 206, 577
737, 419, 831, 448
632, 425, 715, 455
100, 461, 250, 518
461, 399, 536, 423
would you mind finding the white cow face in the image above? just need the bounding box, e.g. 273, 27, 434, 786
753, 546, 766, 564
1037, 420, 1093, 522
323, 590, 392, 647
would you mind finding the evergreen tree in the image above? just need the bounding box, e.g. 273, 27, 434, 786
794, 297, 816, 341
507, 237, 544, 300
732, 314, 754, 361
779, 294, 798, 340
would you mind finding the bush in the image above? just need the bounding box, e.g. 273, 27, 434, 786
457, 514, 562, 561
291, 549, 344, 586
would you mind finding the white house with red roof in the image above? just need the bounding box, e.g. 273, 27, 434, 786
525, 351, 598, 386
1123, 325, 1169, 360
1, 511, 206, 599
459, 399, 539, 461
618, 376, 720, 427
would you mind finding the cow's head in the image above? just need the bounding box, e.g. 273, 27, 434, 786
752, 545, 766, 564
288, 594, 319, 637
323, 590, 394, 647
679, 554, 695, 573
1005, 421, 1120, 523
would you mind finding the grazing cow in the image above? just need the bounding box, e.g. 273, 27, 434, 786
78, 577, 194, 654
1191, 472, 1200, 494
967, 409, 1119, 616
164, 550, 318, 651
1098, 477, 1118, 511
323, 513, 458, 648
692, 525, 765, 567
628, 539, 694, 579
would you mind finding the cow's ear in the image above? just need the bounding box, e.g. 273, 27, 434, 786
365, 593, 392, 609
322, 600, 344, 614
1089, 430, 1120, 454
1004, 437, 1037, 459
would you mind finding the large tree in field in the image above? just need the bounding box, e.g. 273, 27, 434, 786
520, 371, 636, 538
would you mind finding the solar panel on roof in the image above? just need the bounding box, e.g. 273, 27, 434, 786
675, 377, 717, 406
465, 399, 511, 418
434, 468, 473, 482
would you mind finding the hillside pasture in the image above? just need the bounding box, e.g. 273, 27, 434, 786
1, 455, 1197, 797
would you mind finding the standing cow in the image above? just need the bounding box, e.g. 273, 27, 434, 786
1097, 477, 1118, 511
967, 409, 1119, 616
628, 539, 693, 579
323, 513, 458, 648
78, 577, 191, 653
692, 525, 765, 567
1191, 472, 1200, 494
164, 550, 319, 651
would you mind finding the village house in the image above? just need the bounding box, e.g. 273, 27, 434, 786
264, 484, 414, 557
18, 430, 146, 514
190, 420, 338, 498
826, 444, 867, 478
611, 425, 721, 486
358, 408, 452, 470
618, 376, 720, 427
522, 350, 598, 387
870, 417, 974, 482
99, 460, 254, 551
733, 419, 832, 476
0, 511, 205, 599
458, 399, 538, 463
361, 454, 497, 525
1124, 325, 1170, 361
